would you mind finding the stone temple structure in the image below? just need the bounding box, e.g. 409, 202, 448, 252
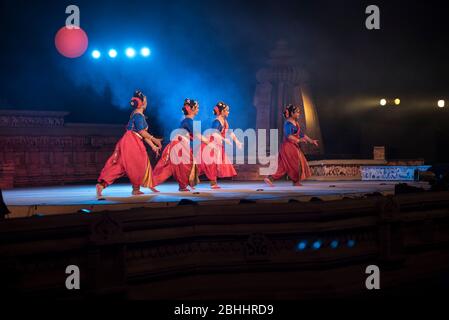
253, 40, 324, 155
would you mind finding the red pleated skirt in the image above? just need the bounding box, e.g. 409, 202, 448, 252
153, 136, 199, 189
272, 140, 311, 183
199, 139, 237, 181
98, 130, 154, 188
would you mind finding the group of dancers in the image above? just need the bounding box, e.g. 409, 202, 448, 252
95, 90, 319, 197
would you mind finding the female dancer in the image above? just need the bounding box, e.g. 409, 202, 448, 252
264, 104, 318, 187
153, 98, 209, 192
200, 101, 242, 189
96, 90, 162, 197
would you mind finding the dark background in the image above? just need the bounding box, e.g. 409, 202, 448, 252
1, 0, 448, 162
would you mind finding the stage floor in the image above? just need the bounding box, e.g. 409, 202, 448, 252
2, 180, 430, 219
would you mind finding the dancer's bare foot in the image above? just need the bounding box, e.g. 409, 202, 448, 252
210, 181, 221, 189
293, 181, 303, 187
96, 183, 104, 198
132, 189, 145, 195
150, 187, 160, 193
264, 177, 274, 187
179, 187, 189, 192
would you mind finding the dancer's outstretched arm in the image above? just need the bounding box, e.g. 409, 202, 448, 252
195, 133, 212, 145
138, 129, 161, 156
149, 135, 163, 148
229, 132, 243, 149
301, 134, 319, 147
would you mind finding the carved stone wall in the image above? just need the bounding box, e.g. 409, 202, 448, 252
0, 110, 124, 188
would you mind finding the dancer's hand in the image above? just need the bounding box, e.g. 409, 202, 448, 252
311, 139, 319, 147
153, 137, 163, 148
236, 140, 243, 150
151, 144, 161, 157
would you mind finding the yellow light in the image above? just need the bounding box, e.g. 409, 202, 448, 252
394, 98, 400, 105
438, 100, 445, 108
380, 99, 387, 106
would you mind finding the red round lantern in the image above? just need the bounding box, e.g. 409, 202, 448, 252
54, 26, 89, 58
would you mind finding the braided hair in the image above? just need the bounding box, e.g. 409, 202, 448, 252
182, 98, 199, 115
213, 101, 229, 115
283, 104, 300, 118
130, 89, 146, 108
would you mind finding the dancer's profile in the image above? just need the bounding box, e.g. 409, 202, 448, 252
96, 90, 162, 197
200, 101, 242, 189
264, 104, 318, 187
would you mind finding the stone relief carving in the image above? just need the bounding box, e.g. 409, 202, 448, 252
0, 116, 65, 128
310, 165, 361, 177
361, 166, 431, 181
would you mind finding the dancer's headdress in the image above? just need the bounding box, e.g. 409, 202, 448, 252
183, 98, 198, 114
130, 89, 146, 108
283, 104, 299, 118
213, 101, 229, 115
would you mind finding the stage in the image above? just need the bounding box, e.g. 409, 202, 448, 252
3, 180, 430, 219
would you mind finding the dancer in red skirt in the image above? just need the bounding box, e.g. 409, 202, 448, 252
96, 90, 162, 197
264, 104, 319, 187
153, 99, 209, 192
200, 101, 242, 189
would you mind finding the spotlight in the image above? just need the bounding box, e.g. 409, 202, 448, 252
347, 240, 356, 248
330, 240, 339, 249
438, 100, 445, 108
177, 199, 198, 206
140, 47, 151, 57
380, 99, 387, 106
125, 47, 136, 58
394, 98, 400, 105
297, 241, 307, 251
108, 49, 117, 58
91, 50, 101, 59
312, 240, 322, 250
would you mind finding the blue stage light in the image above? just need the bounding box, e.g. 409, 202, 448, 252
108, 49, 117, 58
312, 241, 322, 250
297, 241, 307, 251
125, 47, 136, 58
91, 50, 101, 59
347, 240, 356, 248
330, 240, 339, 249
140, 47, 151, 57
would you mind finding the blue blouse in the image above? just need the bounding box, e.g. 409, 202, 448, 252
284, 121, 305, 139
180, 118, 194, 135
126, 113, 148, 132
211, 119, 223, 131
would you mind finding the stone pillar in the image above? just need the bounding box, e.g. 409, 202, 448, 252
253, 40, 324, 155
